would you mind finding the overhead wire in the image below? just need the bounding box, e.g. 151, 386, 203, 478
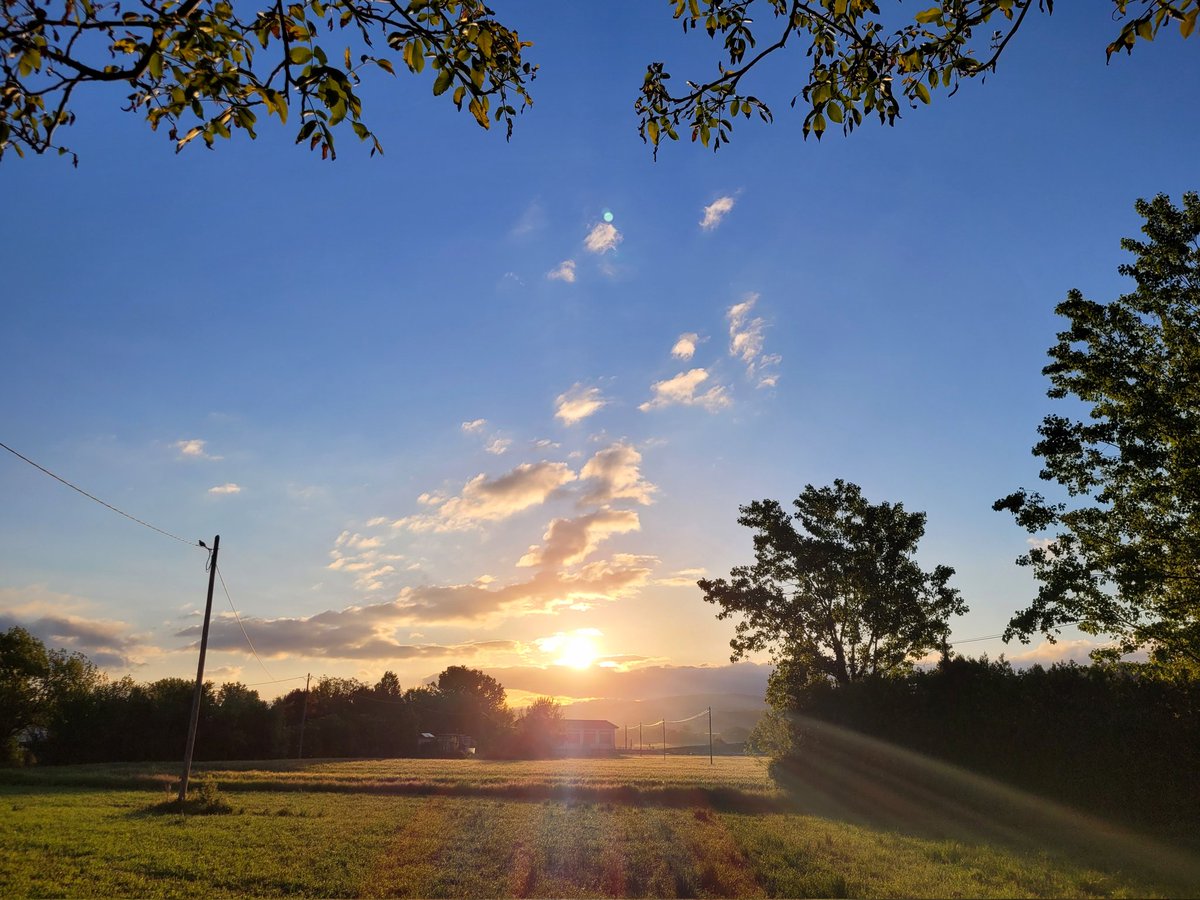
214, 562, 275, 682
1, 440, 204, 549
243, 674, 309, 687
1, 440, 290, 684
948, 620, 1084, 647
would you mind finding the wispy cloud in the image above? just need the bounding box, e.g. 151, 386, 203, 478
182, 555, 657, 646
178, 603, 523, 660
511, 199, 545, 237
485, 438, 512, 455
461, 419, 488, 434
393, 461, 577, 532
547, 259, 576, 283
579, 442, 657, 506
728, 293, 781, 388
584, 222, 622, 254
671, 332, 701, 360
517, 509, 641, 569
0, 587, 152, 669
639, 369, 731, 413
208, 483, 242, 495
174, 439, 222, 460
657, 567, 707, 586
555, 383, 609, 426
700, 196, 735, 231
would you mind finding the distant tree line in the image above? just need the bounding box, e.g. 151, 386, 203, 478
749, 656, 1200, 826
1, 627, 562, 766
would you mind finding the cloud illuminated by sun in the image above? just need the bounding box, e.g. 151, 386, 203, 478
537, 628, 603, 669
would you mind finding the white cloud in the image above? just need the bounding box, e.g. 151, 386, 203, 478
547, 259, 576, 283
584, 222, 622, 254
486, 438, 512, 455
700, 196, 735, 231
579, 442, 657, 506
335, 531, 383, 551
671, 332, 701, 360
639, 368, 731, 413
174, 439, 222, 460
208, 483, 242, 495
461, 419, 488, 434
393, 461, 577, 532
657, 567, 707, 586
555, 383, 608, 426
518, 509, 641, 569
727, 293, 781, 388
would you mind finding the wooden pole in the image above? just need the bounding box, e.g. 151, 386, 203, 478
708, 706, 713, 765
639, 722, 642, 754
625, 724, 628, 751
297, 672, 311, 759
179, 534, 219, 802
663, 718, 667, 759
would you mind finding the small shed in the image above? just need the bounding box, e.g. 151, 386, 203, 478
554, 719, 618, 755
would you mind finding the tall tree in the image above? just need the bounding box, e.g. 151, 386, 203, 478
435, 665, 511, 748
700, 479, 965, 697
996, 192, 1200, 667
1, 1, 1194, 163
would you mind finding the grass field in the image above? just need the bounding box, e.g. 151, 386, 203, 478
1, 755, 1198, 898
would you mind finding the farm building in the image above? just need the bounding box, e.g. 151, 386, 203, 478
554, 719, 618, 755
417, 732, 476, 756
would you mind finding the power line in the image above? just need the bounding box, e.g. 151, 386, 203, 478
949, 621, 1084, 647
1, 440, 202, 549
214, 562, 274, 682
243, 674, 309, 687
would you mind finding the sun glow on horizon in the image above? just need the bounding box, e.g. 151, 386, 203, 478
537, 628, 603, 670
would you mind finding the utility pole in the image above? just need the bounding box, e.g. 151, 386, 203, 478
297, 672, 311, 759
639, 722, 642, 754
708, 706, 713, 765
179, 534, 219, 802
663, 719, 667, 759
624, 724, 628, 752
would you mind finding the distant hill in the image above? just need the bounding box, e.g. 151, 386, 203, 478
561, 692, 768, 745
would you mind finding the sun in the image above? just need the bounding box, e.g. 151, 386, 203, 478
556, 633, 599, 669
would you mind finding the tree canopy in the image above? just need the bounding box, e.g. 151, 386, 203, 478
699, 479, 966, 696
1, 0, 1194, 163
995, 192, 1200, 668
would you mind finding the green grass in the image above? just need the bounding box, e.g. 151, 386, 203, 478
1, 756, 1196, 897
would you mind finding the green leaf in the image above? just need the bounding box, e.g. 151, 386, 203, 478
289, 46, 312, 64
915, 82, 931, 104
914, 7, 941, 24
647, 118, 659, 145
1183, 10, 1198, 38
432, 68, 452, 96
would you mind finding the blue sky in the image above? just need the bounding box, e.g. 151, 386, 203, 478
2, 2, 1197, 702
